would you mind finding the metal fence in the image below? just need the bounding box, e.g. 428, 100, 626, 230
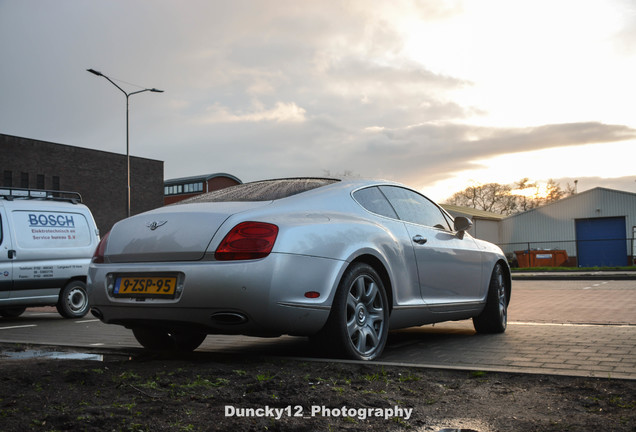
497, 237, 636, 267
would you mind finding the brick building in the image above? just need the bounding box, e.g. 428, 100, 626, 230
1, 134, 163, 233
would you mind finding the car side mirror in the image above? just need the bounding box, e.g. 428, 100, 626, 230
454, 216, 473, 239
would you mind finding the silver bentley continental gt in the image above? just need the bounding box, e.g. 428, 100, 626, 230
87, 178, 510, 361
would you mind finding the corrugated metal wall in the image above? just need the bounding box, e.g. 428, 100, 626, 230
499, 188, 636, 265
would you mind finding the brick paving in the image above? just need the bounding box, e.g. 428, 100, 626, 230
377, 279, 636, 379
508, 279, 636, 325
379, 320, 636, 379
1, 279, 635, 379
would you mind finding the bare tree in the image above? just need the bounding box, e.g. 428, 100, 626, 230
445, 178, 573, 215
446, 182, 517, 215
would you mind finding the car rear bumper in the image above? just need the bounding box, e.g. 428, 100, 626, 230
87, 253, 344, 336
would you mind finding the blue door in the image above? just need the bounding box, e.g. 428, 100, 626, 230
575, 217, 627, 267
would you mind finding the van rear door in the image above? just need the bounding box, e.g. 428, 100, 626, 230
0, 206, 13, 299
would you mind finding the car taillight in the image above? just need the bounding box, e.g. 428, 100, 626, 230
92, 231, 110, 264
214, 222, 279, 261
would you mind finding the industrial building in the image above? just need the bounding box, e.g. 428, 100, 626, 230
499, 188, 636, 267
441, 204, 505, 245
163, 173, 242, 205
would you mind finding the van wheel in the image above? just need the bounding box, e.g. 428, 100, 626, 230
56, 280, 90, 318
0, 307, 27, 318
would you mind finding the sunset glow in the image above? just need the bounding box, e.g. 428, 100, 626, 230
0, 1, 634, 201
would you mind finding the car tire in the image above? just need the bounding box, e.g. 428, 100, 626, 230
473, 263, 508, 334
0, 307, 27, 318
320, 262, 389, 361
132, 327, 207, 352
56, 280, 90, 319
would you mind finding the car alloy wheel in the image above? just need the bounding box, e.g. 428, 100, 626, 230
473, 263, 508, 334
328, 263, 389, 361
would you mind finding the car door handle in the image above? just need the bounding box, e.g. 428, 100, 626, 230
412, 235, 427, 245
8, 250, 16, 259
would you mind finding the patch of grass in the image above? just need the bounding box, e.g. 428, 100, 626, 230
256, 373, 275, 382
176, 375, 230, 389
117, 371, 141, 381
364, 367, 390, 383
398, 373, 420, 383
361, 389, 387, 395
112, 401, 137, 412
392, 417, 411, 427
608, 395, 636, 409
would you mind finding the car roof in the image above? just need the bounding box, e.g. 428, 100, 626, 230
175, 177, 409, 204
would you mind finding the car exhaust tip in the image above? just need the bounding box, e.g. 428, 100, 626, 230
210, 312, 248, 325
90, 308, 103, 320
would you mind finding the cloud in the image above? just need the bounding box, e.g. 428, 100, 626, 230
551, 176, 636, 194
305, 121, 636, 186
198, 102, 307, 124
0, 0, 634, 197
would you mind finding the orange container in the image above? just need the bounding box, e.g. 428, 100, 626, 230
515, 250, 568, 268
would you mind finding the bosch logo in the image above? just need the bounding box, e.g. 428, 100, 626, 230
28, 213, 75, 228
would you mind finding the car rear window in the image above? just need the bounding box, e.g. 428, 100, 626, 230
353, 187, 398, 219
179, 178, 340, 203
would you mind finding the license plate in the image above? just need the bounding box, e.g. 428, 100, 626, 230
114, 276, 177, 298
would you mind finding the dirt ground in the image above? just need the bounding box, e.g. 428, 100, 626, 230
0, 344, 634, 432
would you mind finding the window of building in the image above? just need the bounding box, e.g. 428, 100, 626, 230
165, 182, 204, 195
52, 176, 60, 191
20, 172, 29, 188
3, 170, 12, 187
37, 174, 45, 189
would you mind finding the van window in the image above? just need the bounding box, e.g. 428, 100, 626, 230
12, 210, 92, 249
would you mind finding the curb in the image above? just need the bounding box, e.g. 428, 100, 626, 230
512, 272, 636, 281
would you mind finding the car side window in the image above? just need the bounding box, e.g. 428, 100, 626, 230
379, 186, 451, 230
353, 187, 398, 219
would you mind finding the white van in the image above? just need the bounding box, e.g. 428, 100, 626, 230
0, 188, 100, 318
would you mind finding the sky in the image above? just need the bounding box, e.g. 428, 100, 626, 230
1, 0, 635, 202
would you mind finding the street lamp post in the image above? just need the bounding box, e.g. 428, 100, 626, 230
87, 68, 163, 218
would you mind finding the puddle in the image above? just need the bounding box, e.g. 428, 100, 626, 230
2, 350, 104, 361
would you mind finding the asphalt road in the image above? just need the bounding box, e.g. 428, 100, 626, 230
1, 279, 635, 379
